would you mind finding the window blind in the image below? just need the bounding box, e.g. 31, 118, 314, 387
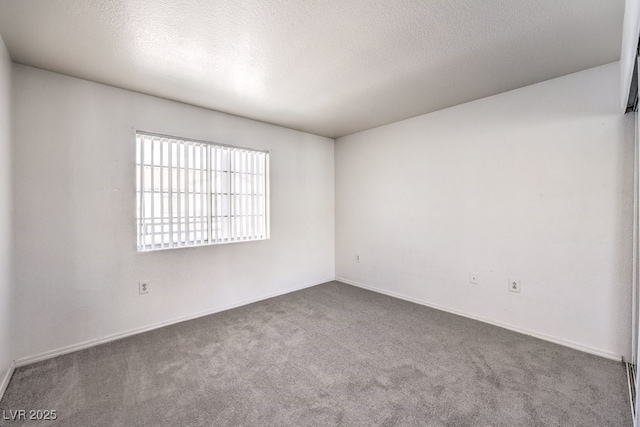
136, 132, 269, 252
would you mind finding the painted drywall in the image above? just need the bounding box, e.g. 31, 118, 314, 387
11, 65, 334, 362
0, 35, 12, 394
336, 62, 634, 360
0, 1, 624, 138
621, 0, 640, 110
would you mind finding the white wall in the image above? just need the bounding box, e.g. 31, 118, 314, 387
8, 59, 632, 365
12, 65, 335, 362
336, 62, 634, 360
0, 36, 13, 392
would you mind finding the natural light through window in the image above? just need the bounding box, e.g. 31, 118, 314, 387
136, 132, 270, 252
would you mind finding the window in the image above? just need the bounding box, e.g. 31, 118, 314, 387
136, 131, 270, 252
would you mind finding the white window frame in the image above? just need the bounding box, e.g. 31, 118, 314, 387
136, 131, 270, 252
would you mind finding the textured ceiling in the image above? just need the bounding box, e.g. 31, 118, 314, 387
0, 0, 625, 138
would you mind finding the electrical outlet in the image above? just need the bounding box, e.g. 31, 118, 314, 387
470, 272, 479, 284
509, 279, 521, 293
139, 281, 149, 294
355, 254, 360, 263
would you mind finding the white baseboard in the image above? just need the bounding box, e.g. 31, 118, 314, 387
337, 277, 622, 362
16, 276, 619, 368
0, 362, 15, 402
16, 278, 334, 367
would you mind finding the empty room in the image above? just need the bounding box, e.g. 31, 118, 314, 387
1, 0, 640, 425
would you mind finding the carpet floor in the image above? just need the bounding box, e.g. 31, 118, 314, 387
0, 281, 631, 426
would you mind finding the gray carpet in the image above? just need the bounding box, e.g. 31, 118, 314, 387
0, 281, 631, 426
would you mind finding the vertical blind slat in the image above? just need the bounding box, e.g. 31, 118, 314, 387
185, 143, 190, 246
253, 151, 258, 240
176, 141, 183, 247
228, 147, 233, 243
160, 138, 165, 249
207, 145, 213, 244
265, 153, 270, 239
168, 139, 174, 248
241, 150, 246, 240
150, 137, 156, 250
215, 147, 220, 243
249, 150, 254, 240
200, 145, 205, 245
139, 136, 146, 248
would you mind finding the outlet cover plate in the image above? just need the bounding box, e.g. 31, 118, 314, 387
139, 281, 149, 294
509, 279, 521, 293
